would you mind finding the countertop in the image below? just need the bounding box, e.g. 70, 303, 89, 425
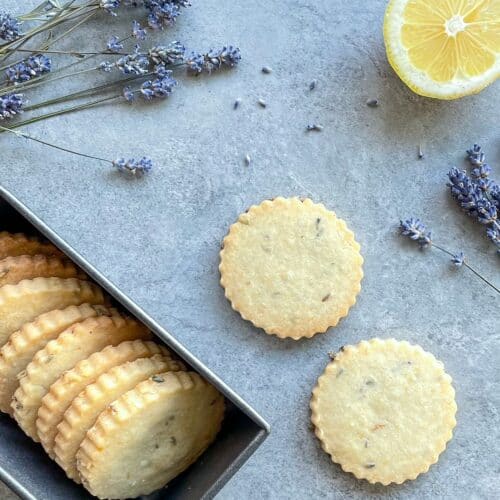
0, 0, 499, 499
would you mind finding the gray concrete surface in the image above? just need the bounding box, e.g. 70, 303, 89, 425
0, 0, 499, 499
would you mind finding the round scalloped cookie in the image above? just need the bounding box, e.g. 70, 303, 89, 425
77, 371, 224, 499
0, 277, 107, 348
310, 338, 457, 485
12, 314, 151, 441
220, 197, 363, 339
53, 354, 185, 480
0, 254, 86, 288
0, 303, 115, 414
0, 232, 63, 260
38, 340, 174, 458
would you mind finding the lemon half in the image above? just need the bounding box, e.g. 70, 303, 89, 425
384, 0, 500, 99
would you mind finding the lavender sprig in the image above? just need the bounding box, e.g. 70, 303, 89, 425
0, 92, 24, 119
0, 12, 21, 42
399, 218, 499, 294
185, 46, 241, 74
112, 157, 152, 175
0, 124, 152, 178
5, 54, 51, 84
447, 144, 500, 254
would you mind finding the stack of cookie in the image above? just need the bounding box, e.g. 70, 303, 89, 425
0, 232, 224, 499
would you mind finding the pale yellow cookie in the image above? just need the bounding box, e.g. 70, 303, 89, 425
0, 231, 63, 260
0, 277, 107, 348
0, 255, 86, 288
310, 338, 457, 485
77, 371, 224, 499
54, 355, 185, 481
220, 197, 363, 339
0, 304, 115, 415
12, 315, 151, 441
38, 340, 174, 459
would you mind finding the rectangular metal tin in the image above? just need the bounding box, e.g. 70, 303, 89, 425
0, 186, 269, 500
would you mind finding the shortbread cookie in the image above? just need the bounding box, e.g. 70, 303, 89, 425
77, 371, 224, 499
12, 315, 151, 441
54, 355, 185, 480
310, 338, 457, 485
220, 197, 363, 339
0, 255, 86, 288
0, 304, 115, 414
0, 277, 106, 348
0, 232, 63, 260
39, 340, 174, 458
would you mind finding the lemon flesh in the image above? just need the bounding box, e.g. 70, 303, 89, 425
384, 0, 500, 99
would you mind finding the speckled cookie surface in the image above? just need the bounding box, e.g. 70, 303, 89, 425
219, 197, 363, 339
310, 338, 457, 485
77, 371, 224, 499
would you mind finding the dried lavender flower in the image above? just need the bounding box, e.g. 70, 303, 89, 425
148, 42, 185, 65
0, 11, 20, 41
466, 144, 486, 167
100, 0, 121, 15
451, 252, 465, 267
116, 48, 149, 75
186, 46, 241, 74
99, 61, 114, 72
132, 20, 147, 40
399, 218, 431, 248
0, 93, 24, 120
107, 36, 124, 52
140, 71, 176, 99
113, 157, 153, 176
123, 86, 136, 101
5, 55, 51, 84
447, 144, 500, 254
145, 1, 180, 29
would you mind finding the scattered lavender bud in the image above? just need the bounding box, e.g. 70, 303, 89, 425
0, 11, 21, 41
244, 154, 251, 166
148, 42, 185, 65
132, 20, 147, 40
107, 36, 123, 52
140, 71, 177, 99
366, 98, 379, 107
309, 79, 317, 90
100, 0, 121, 15
306, 124, 323, 132
234, 98, 242, 109
261, 66, 272, 74
113, 157, 153, 176
399, 218, 431, 248
418, 144, 424, 159
5, 55, 51, 84
0, 93, 24, 120
257, 98, 267, 108
451, 252, 465, 267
